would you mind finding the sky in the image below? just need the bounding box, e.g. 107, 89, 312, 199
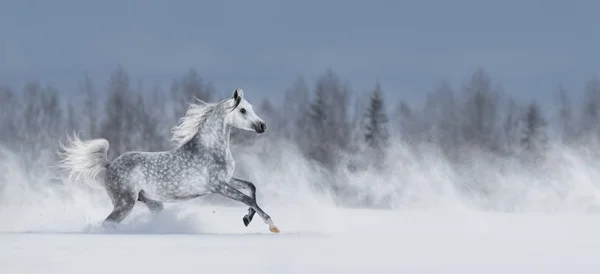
0, 0, 598, 108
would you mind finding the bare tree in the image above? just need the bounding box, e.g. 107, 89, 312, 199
148, 84, 171, 149
20, 82, 64, 164
554, 84, 574, 144
81, 72, 99, 139
349, 90, 369, 151
579, 77, 600, 141
460, 68, 501, 151
306, 69, 352, 170
100, 65, 138, 159
423, 80, 460, 154
170, 68, 215, 122
65, 101, 80, 135
392, 99, 424, 144
307, 75, 331, 167
281, 76, 311, 146
502, 98, 522, 154
0, 86, 21, 148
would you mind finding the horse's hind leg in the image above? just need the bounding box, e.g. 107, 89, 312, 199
211, 182, 279, 233
138, 190, 164, 215
230, 178, 257, 226
103, 191, 137, 228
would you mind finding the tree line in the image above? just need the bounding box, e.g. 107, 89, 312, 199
1, 65, 600, 195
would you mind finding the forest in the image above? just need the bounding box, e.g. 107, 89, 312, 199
1, 65, 600, 210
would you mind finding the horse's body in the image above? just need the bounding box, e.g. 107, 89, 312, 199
57, 89, 279, 233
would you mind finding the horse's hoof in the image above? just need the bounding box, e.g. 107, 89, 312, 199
269, 225, 280, 233
243, 216, 250, 227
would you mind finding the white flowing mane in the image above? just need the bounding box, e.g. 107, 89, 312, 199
170, 98, 225, 148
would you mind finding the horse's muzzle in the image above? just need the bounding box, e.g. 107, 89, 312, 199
254, 122, 266, 133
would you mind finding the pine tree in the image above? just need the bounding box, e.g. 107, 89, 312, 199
364, 80, 389, 167
520, 100, 548, 157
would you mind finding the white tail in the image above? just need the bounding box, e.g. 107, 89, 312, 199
56, 133, 110, 187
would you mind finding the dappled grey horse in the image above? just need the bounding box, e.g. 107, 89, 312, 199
57, 89, 279, 233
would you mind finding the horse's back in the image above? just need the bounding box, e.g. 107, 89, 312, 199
104, 150, 170, 188
107, 150, 167, 174
105, 149, 211, 202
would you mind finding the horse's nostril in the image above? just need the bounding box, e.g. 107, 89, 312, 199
260, 123, 266, 131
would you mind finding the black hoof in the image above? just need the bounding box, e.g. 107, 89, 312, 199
243, 216, 250, 227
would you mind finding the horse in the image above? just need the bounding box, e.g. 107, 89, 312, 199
56, 88, 280, 233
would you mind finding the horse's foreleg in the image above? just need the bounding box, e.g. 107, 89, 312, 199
212, 182, 279, 233
230, 177, 257, 226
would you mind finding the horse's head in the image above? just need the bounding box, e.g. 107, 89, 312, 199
226, 88, 267, 134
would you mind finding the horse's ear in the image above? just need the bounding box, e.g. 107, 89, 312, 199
232, 88, 244, 100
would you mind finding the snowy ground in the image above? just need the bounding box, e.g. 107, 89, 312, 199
2, 204, 600, 274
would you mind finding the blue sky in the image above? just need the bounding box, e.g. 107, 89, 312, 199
0, 0, 598, 108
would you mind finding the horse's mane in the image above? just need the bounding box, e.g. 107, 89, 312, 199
170, 96, 241, 148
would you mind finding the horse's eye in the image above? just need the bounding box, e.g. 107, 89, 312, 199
240, 108, 246, 114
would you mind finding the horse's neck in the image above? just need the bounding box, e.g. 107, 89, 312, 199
186, 109, 232, 153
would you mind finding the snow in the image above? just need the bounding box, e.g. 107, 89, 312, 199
3, 140, 600, 273
2, 204, 600, 274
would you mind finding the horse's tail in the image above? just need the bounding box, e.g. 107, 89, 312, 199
56, 133, 110, 188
